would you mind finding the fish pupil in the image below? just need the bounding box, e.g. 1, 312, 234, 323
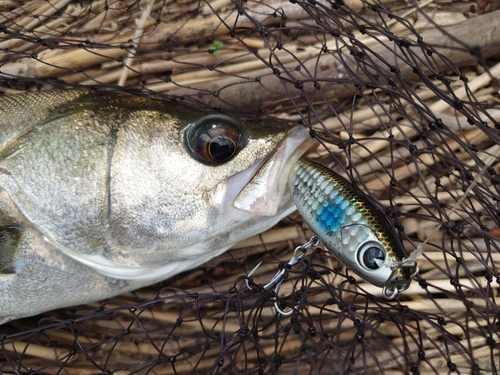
209, 137, 236, 161
362, 246, 385, 269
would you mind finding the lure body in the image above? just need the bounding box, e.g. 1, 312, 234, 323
288, 157, 413, 293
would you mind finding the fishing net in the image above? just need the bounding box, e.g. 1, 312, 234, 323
1, 0, 500, 373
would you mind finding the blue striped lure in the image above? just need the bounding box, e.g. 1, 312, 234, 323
288, 157, 415, 298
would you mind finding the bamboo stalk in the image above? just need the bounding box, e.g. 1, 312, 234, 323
200, 0, 234, 15
359, 277, 492, 297
2, 0, 72, 33
2, 341, 69, 362
166, 9, 500, 109
146, 45, 318, 92
231, 226, 303, 249
118, 0, 155, 86
429, 61, 500, 114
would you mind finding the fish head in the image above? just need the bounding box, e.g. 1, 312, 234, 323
0, 90, 314, 322
152, 107, 309, 213
96, 95, 314, 276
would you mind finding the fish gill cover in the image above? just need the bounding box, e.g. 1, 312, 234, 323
0, 0, 499, 374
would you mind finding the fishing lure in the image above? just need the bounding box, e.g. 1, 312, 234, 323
288, 157, 416, 299
246, 157, 417, 316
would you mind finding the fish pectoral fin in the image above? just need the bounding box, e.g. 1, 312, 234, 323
0, 224, 22, 274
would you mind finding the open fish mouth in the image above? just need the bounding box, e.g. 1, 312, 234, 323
230, 125, 316, 216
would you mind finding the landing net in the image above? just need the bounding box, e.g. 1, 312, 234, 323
0, 0, 499, 374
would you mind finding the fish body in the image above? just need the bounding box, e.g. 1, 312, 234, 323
288, 157, 413, 294
0, 90, 312, 323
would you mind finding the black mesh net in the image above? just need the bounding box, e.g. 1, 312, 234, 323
1, 0, 500, 374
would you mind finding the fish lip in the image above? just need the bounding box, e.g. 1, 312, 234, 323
230, 125, 316, 216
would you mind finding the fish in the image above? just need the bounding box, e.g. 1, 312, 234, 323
0, 89, 313, 323
288, 157, 415, 297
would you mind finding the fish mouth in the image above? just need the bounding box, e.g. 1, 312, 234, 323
230, 125, 316, 216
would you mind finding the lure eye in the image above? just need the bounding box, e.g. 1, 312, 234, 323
358, 244, 386, 270
186, 115, 247, 165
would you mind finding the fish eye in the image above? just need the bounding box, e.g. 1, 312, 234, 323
186, 115, 247, 165
358, 243, 386, 270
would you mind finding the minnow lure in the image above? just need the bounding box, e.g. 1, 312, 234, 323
288, 157, 416, 298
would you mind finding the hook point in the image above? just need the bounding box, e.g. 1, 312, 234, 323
245, 261, 263, 290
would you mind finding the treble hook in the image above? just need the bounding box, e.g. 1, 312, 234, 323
246, 236, 320, 316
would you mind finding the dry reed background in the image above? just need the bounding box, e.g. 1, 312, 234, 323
0, 0, 500, 374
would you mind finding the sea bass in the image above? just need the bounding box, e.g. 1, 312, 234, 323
288, 158, 415, 298
0, 90, 312, 323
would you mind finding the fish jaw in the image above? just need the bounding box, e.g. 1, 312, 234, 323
230, 126, 315, 216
